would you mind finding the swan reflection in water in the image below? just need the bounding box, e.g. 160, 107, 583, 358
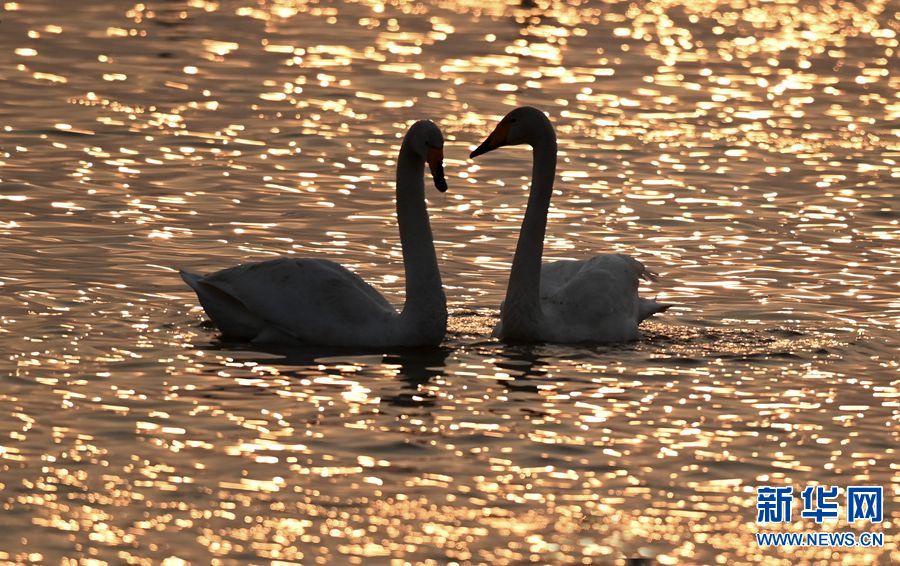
188, 335, 576, 410
195, 339, 452, 410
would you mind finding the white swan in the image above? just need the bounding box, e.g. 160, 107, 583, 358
181, 120, 448, 347
470, 106, 669, 343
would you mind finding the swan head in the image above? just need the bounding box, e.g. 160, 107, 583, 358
407, 119, 448, 193
470, 106, 554, 158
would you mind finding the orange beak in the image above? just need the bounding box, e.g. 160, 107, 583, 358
470, 120, 511, 158
426, 146, 447, 192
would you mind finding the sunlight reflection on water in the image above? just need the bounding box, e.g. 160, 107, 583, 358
0, 0, 897, 563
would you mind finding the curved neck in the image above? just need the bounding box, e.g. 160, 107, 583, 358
503, 134, 557, 330
395, 142, 446, 328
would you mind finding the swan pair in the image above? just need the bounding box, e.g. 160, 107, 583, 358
181, 107, 669, 347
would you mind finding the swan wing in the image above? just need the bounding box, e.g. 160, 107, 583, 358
540, 254, 663, 341
538, 259, 592, 297
182, 258, 396, 344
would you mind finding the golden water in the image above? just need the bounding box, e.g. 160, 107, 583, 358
0, 0, 897, 563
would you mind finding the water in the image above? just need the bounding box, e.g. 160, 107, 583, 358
1, 0, 897, 563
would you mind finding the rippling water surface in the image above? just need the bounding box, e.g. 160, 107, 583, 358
1, 0, 898, 563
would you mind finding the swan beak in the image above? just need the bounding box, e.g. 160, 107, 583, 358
469, 121, 510, 158
427, 146, 448, 192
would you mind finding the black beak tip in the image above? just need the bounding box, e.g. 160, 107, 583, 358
470, 139, 494, 159
434, 177, 448, 192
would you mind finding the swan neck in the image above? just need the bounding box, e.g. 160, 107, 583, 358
395, 144, 446, 332
503, 136, 556, 329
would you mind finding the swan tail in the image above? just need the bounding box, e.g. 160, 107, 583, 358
632, 259, 671, 320
180, 270, 265, 339
641, 269, 659, 282
180, 270, 204, 291
616, 254, 659, 282
639, 298, 672, 322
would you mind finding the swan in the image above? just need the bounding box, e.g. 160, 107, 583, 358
181, 120, 448, 347
470, 106, 669, 343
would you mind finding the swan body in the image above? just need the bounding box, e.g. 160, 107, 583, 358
494, 254, 667, 342
471, 106, 669, 343
182, 120, 448, 347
